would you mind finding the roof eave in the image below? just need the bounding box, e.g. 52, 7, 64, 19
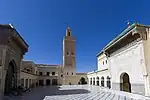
1, 24, 29, 53
104, 23, 136, 50
96, 50, 104, 57
96, 23, 136, 57
12, 27, 29, 50
104, 28, 136, 51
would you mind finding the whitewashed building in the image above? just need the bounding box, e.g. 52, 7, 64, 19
87, 23, 150, 96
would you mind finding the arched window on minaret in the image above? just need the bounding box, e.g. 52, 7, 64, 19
66, 27, 71, 36
68, 31, 71, 36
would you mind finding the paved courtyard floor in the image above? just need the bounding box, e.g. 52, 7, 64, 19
5, 85, 150, 100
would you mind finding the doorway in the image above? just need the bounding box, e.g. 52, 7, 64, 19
120, 72, 131, 92
96, 77, 99, 86
46, 79, 50, 85
101, 76, 104, 87
79, 77, 86, 84
107, 76, 111, 89
4, 61, 17, 95
39, 80, 44, 86
52, 79, 57, 85
90, 78, 92, 85
93, 78, 95, 85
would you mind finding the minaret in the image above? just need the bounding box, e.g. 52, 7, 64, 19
63, 27, 76, 77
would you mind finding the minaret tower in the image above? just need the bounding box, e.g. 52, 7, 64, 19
63, 27, 76, 83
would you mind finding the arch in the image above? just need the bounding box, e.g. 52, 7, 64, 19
101, 76, 104, 87
4, 60, 17, 95
120, 72, 131, 92
96, 77, 99, 86
25, 79, 28, 87
107, 76, 111, 89
21, 78, 24, 87
46, 79, 51, 85
93, 77, 95, 85
29, 79, 32, 87
79, 77, 87, 84
52, 79, 57, 85
90, 78, 92, 85
39, 80, 44, 86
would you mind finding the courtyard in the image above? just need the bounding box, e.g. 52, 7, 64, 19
4, 85, 150, 100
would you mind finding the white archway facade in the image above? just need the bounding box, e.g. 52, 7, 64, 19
87, 24, 150, 96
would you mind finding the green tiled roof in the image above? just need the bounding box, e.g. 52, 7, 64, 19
104, 23, 135, 49
96, 23, 150, 57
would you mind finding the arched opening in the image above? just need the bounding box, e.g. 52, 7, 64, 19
46, 79, 50, 85
96, 77, 99, 86
29, 79, 32, 88
90, 78, 92, 85
93, 78, 95, 85
21, 78, 24, 87
101, 76, 104, 87
107, 76, 111, 89
39, 80, 44, 86
52, 79, 57, 85
4, 61, 17, 95
120, 72, 131, 92
25, 79, 28, 88
79, 77, 87, 84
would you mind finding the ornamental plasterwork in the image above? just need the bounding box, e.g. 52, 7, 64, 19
132, 26, 147, 40
7, 46, 17, 56
110, 39, 138, 57
112, 45, 141, 66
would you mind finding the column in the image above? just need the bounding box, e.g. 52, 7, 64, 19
88, 78, 90, 85
44, 79, 46, 86
144, 75, 150, 96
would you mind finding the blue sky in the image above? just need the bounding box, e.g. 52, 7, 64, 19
0, 0, 150, 72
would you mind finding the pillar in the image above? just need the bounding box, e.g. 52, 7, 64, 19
88, 78, 90, 85
144, 75, 150, 96
44, 79, 46, 86
23, 78, 25, 87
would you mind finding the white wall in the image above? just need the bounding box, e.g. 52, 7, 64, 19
37, 66, 62, 76
87, 70, 110, 87
110, 40, 145, 84
97, 54, 109, 71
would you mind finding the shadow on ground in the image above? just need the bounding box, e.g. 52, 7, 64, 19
4, 86, 90, 100
50, 89, 90, 95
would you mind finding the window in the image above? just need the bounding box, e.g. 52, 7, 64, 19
21, 79, 24, 86
67, 72, 68, 75
103, 61, 104, 65
27, 69, 30, 72
47, 72, 50, 76
72, 53, 74, 55
72, 72, 73, 75
67, 52, 69, 55
61, 74, 63, 77
52, 72, 55, 75
106, 60, 107, 64
39, 72, 43, 76
36, 71, 37, 75
68, 31, 71, 36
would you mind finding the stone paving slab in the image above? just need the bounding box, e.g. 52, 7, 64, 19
43, 85, 150, 100
4, 85, 150, 100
